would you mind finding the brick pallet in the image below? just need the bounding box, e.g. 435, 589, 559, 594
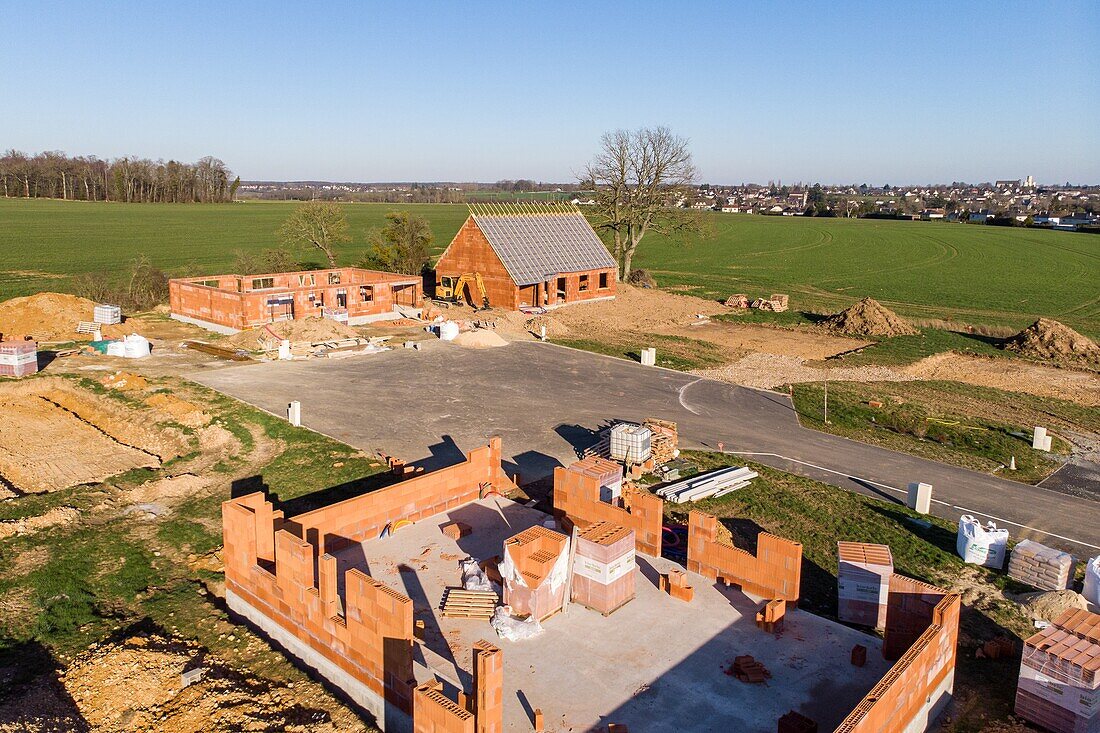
0, 340, 38, 377
571, 521, 636, 616
838, 541, 893, 629
1015, 609, 1100, 733
730, 655, 771, 683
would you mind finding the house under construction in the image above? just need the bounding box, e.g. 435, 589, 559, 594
221, 435, 960, 733
434, 203, 617, 310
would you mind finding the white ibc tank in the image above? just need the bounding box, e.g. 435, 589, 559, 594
610, 423, 652, 464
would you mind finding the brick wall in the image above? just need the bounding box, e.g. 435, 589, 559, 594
473, 640, 503, 733
685, 510, 802, 604
290, 438, 515, 556
413, 682, 474, 733
833, 580, 960, 733
221, 439, 515, 723
553, 463, 663, 556
169, 268, 421, 330
435, 218, 521, 309
222, 493, 416, 715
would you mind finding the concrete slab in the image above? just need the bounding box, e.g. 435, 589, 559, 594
349, 497, 890, 732
188, 340, 1099, 555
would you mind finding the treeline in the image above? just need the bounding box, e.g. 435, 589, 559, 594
0, 150, 238, 203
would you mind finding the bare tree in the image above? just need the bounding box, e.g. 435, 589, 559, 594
278, 201, 350, 268
583, 127, 700, 280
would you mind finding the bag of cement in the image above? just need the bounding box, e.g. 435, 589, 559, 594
1084, 556, 1100, 606
490, 605, 543, 642
461, 558, 493, 592
957, 514, 1008, 568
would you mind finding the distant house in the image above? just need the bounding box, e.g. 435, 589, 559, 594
1033, 215, 1060, 226
920, 208, 946, 220
435, 203, 617, 310
720, 204, 741, 213
968, 210, 995, 223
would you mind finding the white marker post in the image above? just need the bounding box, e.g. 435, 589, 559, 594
287, 400, 301, 427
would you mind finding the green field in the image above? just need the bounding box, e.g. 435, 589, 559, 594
1, 199, 1096, 336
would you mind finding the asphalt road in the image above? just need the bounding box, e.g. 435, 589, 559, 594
189, 340, 1099, 556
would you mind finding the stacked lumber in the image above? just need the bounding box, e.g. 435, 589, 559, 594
1008, 540, 1075, 591
643, 417, 678, 464
439, 588, 497, 619
730, 655, 771, 683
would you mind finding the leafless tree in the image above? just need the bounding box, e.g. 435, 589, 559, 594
583, 127, 700, 280
278, 201, 350, 268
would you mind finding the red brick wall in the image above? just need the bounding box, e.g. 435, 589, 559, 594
221, 439, 515, 720
222, 493, 416, 714
473, 640, 503, 733
169, 268, 421, 330
435, 218, 520, 309
553, 463, 663, 556
290, 438, 515, 556
686, 510, 802, 604
833, 582, 960, 733
414, 682, 475, 733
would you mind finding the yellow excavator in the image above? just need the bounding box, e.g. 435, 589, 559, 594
436, 272, 490, 310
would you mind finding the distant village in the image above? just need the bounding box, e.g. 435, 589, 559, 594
671, 179, 1100, 231
239, 178, 1100, 232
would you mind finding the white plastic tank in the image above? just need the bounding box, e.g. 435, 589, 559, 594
610, 423, 652, 464
438, 321, 460, 341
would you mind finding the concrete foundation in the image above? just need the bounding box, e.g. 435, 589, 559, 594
226, 588, 413, 733
170, 313, 241, 335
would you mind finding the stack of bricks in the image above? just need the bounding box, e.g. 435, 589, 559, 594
1008, 540, 1075, 591
756, 598, 786, 633
503, 526, 569, 621
731, 655, 771, 683
834, 579, 961, 733
553, 460, 663, 556
659, 567, 695, 602
571, 521, 636, 615
686, 510, 802, 604
0, 340, 38, 377
1015, 609, 1100, 733
777, 711, 818, 733
837, 542, 893, 629
567, 455, 623, 502
414, 680, 474, 733
292, 438, 515, 556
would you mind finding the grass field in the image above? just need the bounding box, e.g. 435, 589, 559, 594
1, 199, 1097, 336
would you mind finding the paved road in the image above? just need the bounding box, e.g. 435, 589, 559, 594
189, 340, 1099, 556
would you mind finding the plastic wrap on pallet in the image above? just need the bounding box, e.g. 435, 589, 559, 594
1008, 540, 1075, 592
957, 514, 1009, 568
0, 341, 38, 377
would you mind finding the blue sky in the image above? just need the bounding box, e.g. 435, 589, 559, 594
3, 1, 1097, 184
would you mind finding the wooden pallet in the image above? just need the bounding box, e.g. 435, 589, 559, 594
76, 321, 99, 334
440, 588, 497, 619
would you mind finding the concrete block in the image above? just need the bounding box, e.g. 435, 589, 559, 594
640, 347, 656, 366
907, 482, 932, 514
288, 400, 301, 426
1032, 426, 1047, 450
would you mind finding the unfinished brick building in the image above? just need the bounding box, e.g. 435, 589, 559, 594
222, 444, 960, 733
434, 203, 617, 310
169, 267, 422, 333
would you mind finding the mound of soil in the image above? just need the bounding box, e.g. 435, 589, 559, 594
224, 317, 359, 350
1003, 318, 1100, 367
0, 292, 96, 341
627, 269, 657, 288
824, 298, 918, 337
454, 329, 509, 349
1016, 589, 1089, 622
100, 371, 149, 391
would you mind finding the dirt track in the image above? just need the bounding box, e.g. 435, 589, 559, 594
906, 352, 1100, 406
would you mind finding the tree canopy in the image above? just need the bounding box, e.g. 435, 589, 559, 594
359, 211, 434, 275
582, 127, 701, 280
278, 201, 350, 268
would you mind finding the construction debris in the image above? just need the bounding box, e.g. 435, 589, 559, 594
654, 466, 758, 504
643, 417, 679, 464
182, 341, 252, 361
755, 598, 786, 633
659, 568, 694, 602
975, 637, 1016, 660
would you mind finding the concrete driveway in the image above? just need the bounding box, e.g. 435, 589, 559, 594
189, 340, 1099, 556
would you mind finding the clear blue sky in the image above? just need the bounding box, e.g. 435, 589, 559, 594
3, 1, 1097, 185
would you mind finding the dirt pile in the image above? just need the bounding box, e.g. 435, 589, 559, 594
1016, 589, 1089, 622
224, 317, 360, 350
1003, 318, 1100, 367
823, 298, 918, 337
0, 506, 79, 540
0, 292, 96, 341
144, 392, 211, 427
454, 329, 509, 349
100, 371, 148, 391
56, 632, 365, 732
